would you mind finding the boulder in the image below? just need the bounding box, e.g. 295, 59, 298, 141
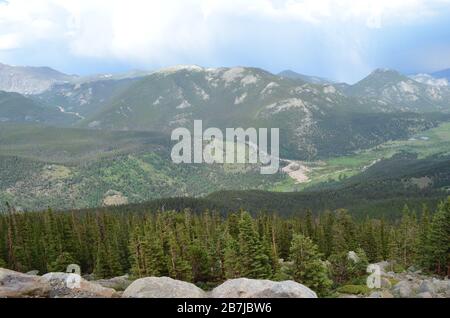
122, 277, 206, 298
41, 273, 117, 298
92, 275, 132, 291
0, 268, 50, 298
418, 280, 436, 295
431, 278, 450, 294
210, 278, 317, 298
392, 281, 414, 298
380, 277, 392, 289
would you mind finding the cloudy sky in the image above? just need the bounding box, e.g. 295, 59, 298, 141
1, 0, 450, 83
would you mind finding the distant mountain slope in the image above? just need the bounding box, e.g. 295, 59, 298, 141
34, 77, 142, 118
410, 74, 448, 87
73, 70, 153, 83
278, 70, 335, 84
0, 63, 76, 94
81, 66, 438, 160
0, 91, 77, 125
346, 69, 450, 112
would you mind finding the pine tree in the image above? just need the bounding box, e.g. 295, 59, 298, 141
360, 218, 378, 262
189, 239, 211, 283
398, 205, 418, 267
378, 217, 390, 261
227, 212, 240, 240
277, 222, 293, 260
93, 215, 123, 278
238, 212, 272, 279
289, 234, 332, 296
129, 225, 145, 278
428, 199, 450, 276
321, 211, 335, 258
144, 231, 167, 277
387, 228, 401, 271
223, 235, 241, 279
167, 226, 193, 282
304, 209, 315, 240
129, 217, 168, 278
43, 208, 63, 270
334, 209, 358, 253
93, 242, 109, 279
417, 205, 432, 269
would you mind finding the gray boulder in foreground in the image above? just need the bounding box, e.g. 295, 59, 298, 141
122, 277, 206, 298
0, 268, 50, 298
210, 278, 317, 298
392, 281, 414, 298
41, 272, 118, 298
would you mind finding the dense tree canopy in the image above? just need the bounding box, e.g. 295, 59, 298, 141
0, 198, 449, 292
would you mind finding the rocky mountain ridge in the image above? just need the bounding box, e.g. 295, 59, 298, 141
0, 63, 76, 95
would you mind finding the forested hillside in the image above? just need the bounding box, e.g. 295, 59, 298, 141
0, 124, 285, 211
1, 200, 449, 295
0, 91, 76, 125
2, 122, 450, 213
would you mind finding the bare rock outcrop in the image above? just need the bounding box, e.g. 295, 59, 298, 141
210, 278, 317, 298
0, 268, 50, 298
122, 277, 206, 298
41, 272, 118, 298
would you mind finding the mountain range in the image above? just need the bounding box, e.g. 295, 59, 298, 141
0, 63, 76, 95
1, 62, 450, 211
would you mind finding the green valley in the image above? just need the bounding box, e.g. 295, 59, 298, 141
275, 121, 450, 192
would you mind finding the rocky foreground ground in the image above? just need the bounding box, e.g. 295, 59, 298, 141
1, 262, 449, 298
340, 261, 450, 299
0, 268, 317, 298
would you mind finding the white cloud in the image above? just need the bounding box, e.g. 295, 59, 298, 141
0, 33, 20, 50
201, 0, 445, 27
0, 0, 448, 68
0, 0, 217, 63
